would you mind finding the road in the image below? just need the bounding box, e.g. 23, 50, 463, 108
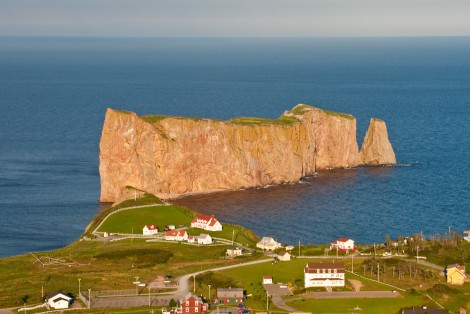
174, 258, 273, 299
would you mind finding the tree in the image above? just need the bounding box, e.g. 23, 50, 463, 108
169, 299, 177, 307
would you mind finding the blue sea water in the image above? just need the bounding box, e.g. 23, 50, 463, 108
1, 37, 469, 258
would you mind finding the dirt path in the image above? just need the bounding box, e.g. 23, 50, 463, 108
348, 279, 363, 292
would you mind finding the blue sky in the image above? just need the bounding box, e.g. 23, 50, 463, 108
1, 0, 469, 37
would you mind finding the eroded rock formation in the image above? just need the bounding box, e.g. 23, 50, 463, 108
99, 104, 396, 201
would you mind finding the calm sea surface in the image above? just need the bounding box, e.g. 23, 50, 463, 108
1, 37, 469, 257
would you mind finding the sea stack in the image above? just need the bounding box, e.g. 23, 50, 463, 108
360, 118, 397, 165
99, 104, 396, 202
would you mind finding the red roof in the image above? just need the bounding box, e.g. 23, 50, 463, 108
191, 214, 213, 223
263, 276, 272, 279
145, 224, 158, 230
165, 230, 187, 237
337, 238, 351, 243
208, 218, 219, 226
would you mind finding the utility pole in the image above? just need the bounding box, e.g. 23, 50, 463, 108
148, 287, 151, 306
193, 275, 196, 294
78, 278, 81, 296
377, 262, 380, 282
298, 240, 301, 257
351, 255, 354, 273
232, 230, 235, 247
88, 289, 91, 309
266, 291, 269, 312
41, 285, 44, 300
208, 285, 211, 301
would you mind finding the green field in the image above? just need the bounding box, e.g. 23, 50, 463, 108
287, 292, 431, 314
98, 205, 194, 234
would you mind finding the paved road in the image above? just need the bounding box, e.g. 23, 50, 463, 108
175, 258, 273, 299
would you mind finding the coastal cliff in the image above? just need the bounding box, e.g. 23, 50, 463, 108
99, 104, 396, 201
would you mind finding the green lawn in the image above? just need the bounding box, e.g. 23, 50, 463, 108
98, 205, 193, 234
287, 292, 432, 314
185, 225, 259, 247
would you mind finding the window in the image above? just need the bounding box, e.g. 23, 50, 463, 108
186, 301, 189, 306
195, 308, 198, 312
317, 269, 320, 273
334, 269, 337, 273
195, 301, 198, 306
328, 269, 331, 273
186, 308, 189, 312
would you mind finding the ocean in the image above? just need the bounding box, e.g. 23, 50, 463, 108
1, 37, 469, 258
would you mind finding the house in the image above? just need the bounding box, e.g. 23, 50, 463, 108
262, 276, 273, 284
304, 262, 345, 288
401, 306, 446, 314
227, 247, 243, 257
277, 251, 291, 261
330, 238, 357, 253
256, 237, 282, 251
165, 230, 189, 241
446, 264, 466, 285
464, 230, 470, 242
46, 292, 72, 309
191, 214, 223, 231
197, 234, 212, 245
188, 236, 196, 243
143, 224, 159, 235
180, 293, 208, 314
216, 288, 245, 305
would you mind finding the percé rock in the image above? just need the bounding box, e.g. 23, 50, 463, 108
360, 118, 397, 165
99, 104, 396, 202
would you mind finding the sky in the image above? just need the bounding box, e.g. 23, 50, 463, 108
1, 0, 470, 37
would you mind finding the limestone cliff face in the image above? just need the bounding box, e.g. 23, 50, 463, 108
360, 118, 397, 165
99, 105, 396, 201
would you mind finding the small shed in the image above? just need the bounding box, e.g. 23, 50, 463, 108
263, 276, 273, 284
46, 292, 72, 309
277, 251, 291, 261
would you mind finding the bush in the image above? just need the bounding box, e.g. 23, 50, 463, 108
427, 284, 459, 295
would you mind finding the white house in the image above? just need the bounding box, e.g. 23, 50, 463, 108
262, 276, 273, 284
277, 251, 291, 261
304, 262, 345, 288
188, 236, 196, 243
143, 224, 159, 235
165, 230, 189, 241
330, 238, 356, 253
197, 234, 212, 245
190, 214, 223, 231
46, 292, 72, 309
256, 237, 282, 251
227, 247, 243, 257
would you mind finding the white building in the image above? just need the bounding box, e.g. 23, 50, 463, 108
191, 214, 223, 231
46, 292, 72, 309
330, 238, 356, 253
277, 251, 291, 261
143, 224, 159, 235
227, 247, 243, 257
197, 234, 212, 245
262, 276, 273, 284
256, 237, 282, 251
304, 262, 345, 288
165, 230, 189, 241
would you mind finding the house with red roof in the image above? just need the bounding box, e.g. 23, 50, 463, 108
191, 214, 222, 231
181, 293, 208, 314
446, 264, 466, 285
143, 224, 159, 236
165, 230, 189, 241
330, 238, 357, 253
